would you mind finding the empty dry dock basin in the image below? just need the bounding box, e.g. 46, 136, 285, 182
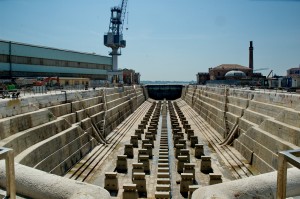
0, 85, 300, 198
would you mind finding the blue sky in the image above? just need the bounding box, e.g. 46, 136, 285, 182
0, 0, 299, 81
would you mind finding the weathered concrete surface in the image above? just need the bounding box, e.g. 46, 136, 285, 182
0, 86, 145, 177
182, 85, 300, 174
192, 168, 300, 199
0, 161, 111, 199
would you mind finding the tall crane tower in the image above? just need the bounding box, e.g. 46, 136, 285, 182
104, 0, 128, 73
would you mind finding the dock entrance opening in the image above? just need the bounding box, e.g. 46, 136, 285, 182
145, 85, 183, 100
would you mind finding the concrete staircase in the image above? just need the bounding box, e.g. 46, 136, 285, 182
0, 86, 146, 177
182, 85, 300, 174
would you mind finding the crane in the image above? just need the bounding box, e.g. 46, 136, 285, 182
104, 0, 128, 72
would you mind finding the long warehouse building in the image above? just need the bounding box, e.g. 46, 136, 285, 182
0, 39, 112, 80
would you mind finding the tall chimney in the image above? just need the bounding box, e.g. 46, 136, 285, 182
249, 41, 253, 70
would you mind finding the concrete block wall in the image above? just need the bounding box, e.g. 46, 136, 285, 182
0, 85, 146, 177
103, 86, 145, 135
183, 86, 227, 137
0, 108, 56, 140
183, 85, 300, 174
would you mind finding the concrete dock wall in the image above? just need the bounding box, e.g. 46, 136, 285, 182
182, 85, 300, 173
0, 161, 111, 199
0, 86, 146, 178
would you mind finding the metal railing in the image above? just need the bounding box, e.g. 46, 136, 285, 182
0, 147, 16, 199
277, 149, 300, 199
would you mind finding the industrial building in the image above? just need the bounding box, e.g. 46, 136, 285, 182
196, 41, 265, 86
0, 39, 112, 81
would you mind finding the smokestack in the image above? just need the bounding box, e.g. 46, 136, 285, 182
249, 41, 253, 70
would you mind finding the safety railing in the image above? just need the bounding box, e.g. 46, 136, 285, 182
277, 149, 300, 199
0, 147, 16, 199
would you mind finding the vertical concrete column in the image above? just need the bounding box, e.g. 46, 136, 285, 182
180, 173, 193, 193
123, 184, 138, 199
116, 155, 128, 173
124, 144, 134, 158
200, 156, 212, 173
195, 144, 204, 159
132, 172, 147, 194
0, 148, 16, 199
277, 152, 287, 199
104, 172, 118, 192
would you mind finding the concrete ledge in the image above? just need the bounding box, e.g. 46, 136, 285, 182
192, 168, 300, 199
0, 118, 70, 156
0, 161, 111, 199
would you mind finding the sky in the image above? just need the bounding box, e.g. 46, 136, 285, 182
0, 0, 300, 81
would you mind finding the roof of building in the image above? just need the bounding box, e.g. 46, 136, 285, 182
212, 64, 251, 70
225, 70, 246, 77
